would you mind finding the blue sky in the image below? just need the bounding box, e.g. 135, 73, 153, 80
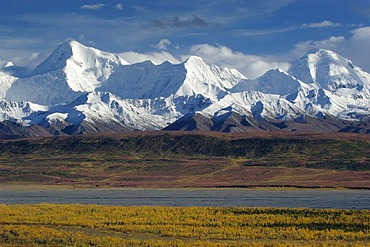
1, 0, 370, 78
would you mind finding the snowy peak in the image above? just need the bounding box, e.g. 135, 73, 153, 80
184, 55, 204, 64
100, 55, 246, 101
181, 55, 246, 100
6, 40, 131, 105
33, 40, 129, 76
289, 49, 370, 92
232, 68, 304, 95
184, 55, 246, 86
33, 41, 73, 75
3, 61, 14, 68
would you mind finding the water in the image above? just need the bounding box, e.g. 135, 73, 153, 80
0, 188, 368, 209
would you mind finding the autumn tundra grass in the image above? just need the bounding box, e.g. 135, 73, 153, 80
0, 204, 368, 246
0, 132, 369, 188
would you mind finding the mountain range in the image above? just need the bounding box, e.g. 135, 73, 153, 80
0, 40, 369, 138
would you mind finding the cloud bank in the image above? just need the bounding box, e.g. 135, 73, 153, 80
118, 26, 370, 78
185, 44, 290, 79
119, 44, 289, 79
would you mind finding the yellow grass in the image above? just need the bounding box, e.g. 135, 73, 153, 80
0, 204, 368, 246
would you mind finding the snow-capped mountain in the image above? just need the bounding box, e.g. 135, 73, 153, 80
5, 41, 129, 105
287, 49, 369, 121
0, 41, 369, 137
289, 49, 370, 92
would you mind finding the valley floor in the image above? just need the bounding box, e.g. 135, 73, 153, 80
1, 158, 368, 189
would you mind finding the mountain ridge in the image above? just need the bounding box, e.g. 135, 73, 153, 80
0, 40, 369, 137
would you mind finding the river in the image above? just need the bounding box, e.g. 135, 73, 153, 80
0, 188, 368, 209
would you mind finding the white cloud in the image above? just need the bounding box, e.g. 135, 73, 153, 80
290, 36, 346, 58
76, 34, 96, 47
343, 27, 370, 71
185, 44, 290, 79
153, 39, 171, 50
0, 48, 47, 70
301, 20, 341, 29
348, 23, 364, 28
80, 3, 105, 10
234, 26, 296, 37
119, 51, 180, 65
29, 52, 39, 60
115, 3, 123, 10
0, 38, 47, 69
